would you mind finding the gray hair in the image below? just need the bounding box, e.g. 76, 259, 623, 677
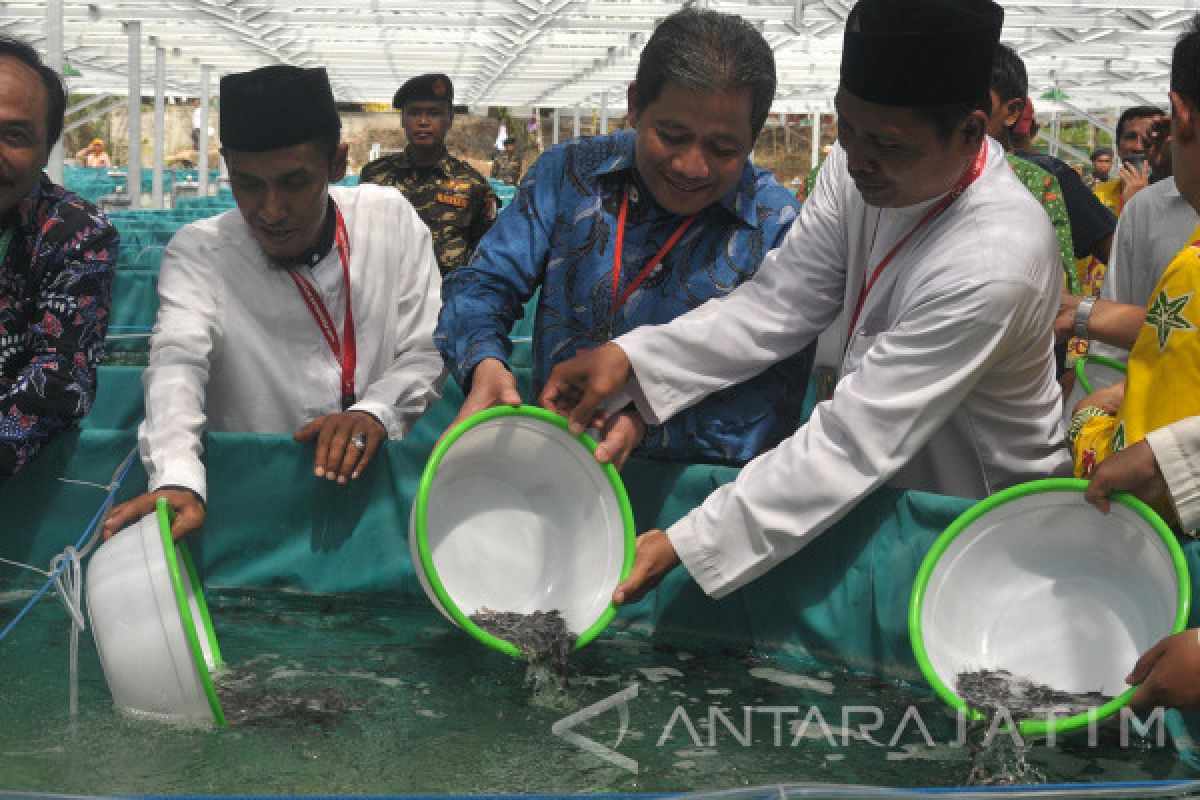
633, 8, 777, 139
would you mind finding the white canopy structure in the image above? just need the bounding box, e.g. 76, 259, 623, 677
12, 0, 1192, 112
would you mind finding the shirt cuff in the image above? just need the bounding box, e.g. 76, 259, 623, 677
149, 459, 208, 503
615, 331, 687, 426
666, 510, 732, 599
349, 401, 402, 440
1146, 426, 1200, 532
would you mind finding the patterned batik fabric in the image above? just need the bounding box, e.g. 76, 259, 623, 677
0, 175, 117, 477
1072, 221, 1200, 492
437, 130, 814, 465
361, 148, 498, 274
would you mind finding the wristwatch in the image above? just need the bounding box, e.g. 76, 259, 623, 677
1073, 295, 1097, 341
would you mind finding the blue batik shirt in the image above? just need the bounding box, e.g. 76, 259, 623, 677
0, 174, 116, 477
437, 131, 813, 465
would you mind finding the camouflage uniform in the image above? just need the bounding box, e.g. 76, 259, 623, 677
361, 148, 498, 274
491, 152, 523, 185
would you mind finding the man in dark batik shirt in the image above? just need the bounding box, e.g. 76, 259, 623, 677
0, 36, 116, 478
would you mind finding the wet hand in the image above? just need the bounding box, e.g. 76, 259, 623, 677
612, 529, 681, 606
1084, 439, 1168, 514
541, 343, 632, 435
1127, 629, 1200, 712
447, 358, 521, 433
294, 410, 387, 483
592, 409, 646, 471
103, 488, 206, 542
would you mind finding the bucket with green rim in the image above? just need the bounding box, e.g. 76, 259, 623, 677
410, 405, 636, 657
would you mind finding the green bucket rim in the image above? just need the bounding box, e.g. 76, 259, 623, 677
412, 404, 637, 658
155, 498, 227, 726
1074, 353, 1127, 396
908, 477, 1190, 737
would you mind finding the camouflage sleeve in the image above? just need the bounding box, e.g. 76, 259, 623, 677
359, 159, 386, 186
467, 183, 499, 251
0, 204, 116, 477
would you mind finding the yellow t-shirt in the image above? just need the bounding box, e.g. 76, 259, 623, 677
1093, 177, 1124, 216
1072, 221, 1200, 484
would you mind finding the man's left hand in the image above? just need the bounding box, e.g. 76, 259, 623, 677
294, 411, 387, 483
1084, 439, 1168, 514
1054, 290, 1081, 344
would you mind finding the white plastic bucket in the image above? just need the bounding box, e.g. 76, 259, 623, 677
410, 405, 635, 657
910, 479, 1189, 736
85, 498, 226, 725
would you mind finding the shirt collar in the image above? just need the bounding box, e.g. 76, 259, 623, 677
402, 146, 451, 175
594, 131, 763, 229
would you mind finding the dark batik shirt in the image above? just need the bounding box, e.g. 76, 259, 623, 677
0, 174, 116, 477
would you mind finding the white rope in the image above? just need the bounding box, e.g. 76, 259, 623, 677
48, 547, 85, 717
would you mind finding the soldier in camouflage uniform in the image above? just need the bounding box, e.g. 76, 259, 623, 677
361, 73, 497, 274
490, 137, 522, 185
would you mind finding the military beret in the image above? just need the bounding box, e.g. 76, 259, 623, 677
393, 74, 454, 109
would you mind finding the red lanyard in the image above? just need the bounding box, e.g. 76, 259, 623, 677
610, 186, 696, 322
845, 141, 988, 349
286, 207, 357, 410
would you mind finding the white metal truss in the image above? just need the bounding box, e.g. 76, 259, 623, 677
9, 0, 1197, 113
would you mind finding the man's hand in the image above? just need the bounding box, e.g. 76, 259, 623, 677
103, 488, 206, 542
1120, 161, 1150, 206
448, 358, 521, 431
1054, 290, 1082, 344
1073, 380, 1126, 417
612, 529, 682, 606
1126, 630, 1200, 712
294, 410, 387, 483
540, 343, 632, 435
591, 409, 646, 471
1084, 439, 1169, 514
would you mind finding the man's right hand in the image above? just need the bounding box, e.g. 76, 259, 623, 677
103, 488, 206, 542
1073, 380, 1126, 417
540, 343, 633, 435
1120, 161, 1150, 206
448, 358, 522, 431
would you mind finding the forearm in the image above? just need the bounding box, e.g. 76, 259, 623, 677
1087, 299, 1146, 351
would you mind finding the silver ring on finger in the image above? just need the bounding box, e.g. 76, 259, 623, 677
350, 432, 367, 450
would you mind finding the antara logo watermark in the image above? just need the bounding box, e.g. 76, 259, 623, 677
551, 684, 1168, 775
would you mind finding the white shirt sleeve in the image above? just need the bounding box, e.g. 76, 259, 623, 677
1145, 417, 1200, 532
349, 206, 447, 438
138, 231, 219, 500
617, 153, 849, 424
666, 277, 1040, 598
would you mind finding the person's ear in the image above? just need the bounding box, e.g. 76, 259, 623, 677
1170, 91, 1194, 144
626, 81, 641, 128
962, 110, 988, 149
1003, 98, 1024, 129
331, 142, 349, 183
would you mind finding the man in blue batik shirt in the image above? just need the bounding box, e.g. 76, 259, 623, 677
0, 37, 116, 478
437, 8, 812, 468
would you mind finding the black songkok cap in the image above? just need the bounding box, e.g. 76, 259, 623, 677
219, 66, 341, 152
840, 0, 1004, 107
393, 74, 454, 109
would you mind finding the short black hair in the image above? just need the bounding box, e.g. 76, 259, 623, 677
634, 8, 776, 139
503, 137, 517, 146
915, 93, 992, 142
1172, 14, 1200, 111
0, 35, 67, 149
990, 43, 1028, 104
1116, 105, 1165, 141
1091, 146, 1113, 160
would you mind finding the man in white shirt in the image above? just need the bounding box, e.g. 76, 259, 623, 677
104, 65, 445, 540
542, 0, 1070, 603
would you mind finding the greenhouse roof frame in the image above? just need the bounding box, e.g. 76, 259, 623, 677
10, 0, 1194, 114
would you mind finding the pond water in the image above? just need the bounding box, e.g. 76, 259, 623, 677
0, 586, 1183, 796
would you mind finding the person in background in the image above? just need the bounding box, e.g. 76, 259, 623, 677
75, 137, 111, 167
1087, 146, 1114, 188
0, 36, 116, 478
1094, 106, 1168, 215
360, 74, 497, 274
542, 0, 1070, 605
103, 65, 445, 540
437, 7, 812, 471
491, 137, 522, 185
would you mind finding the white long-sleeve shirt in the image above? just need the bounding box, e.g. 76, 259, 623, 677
138, 184, 446, 500
1146, 417, 1200, 533
616, 140, 1071, 598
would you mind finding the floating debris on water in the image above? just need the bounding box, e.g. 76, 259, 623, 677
215, 667, 362, 728
956, 669, 1111, 719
